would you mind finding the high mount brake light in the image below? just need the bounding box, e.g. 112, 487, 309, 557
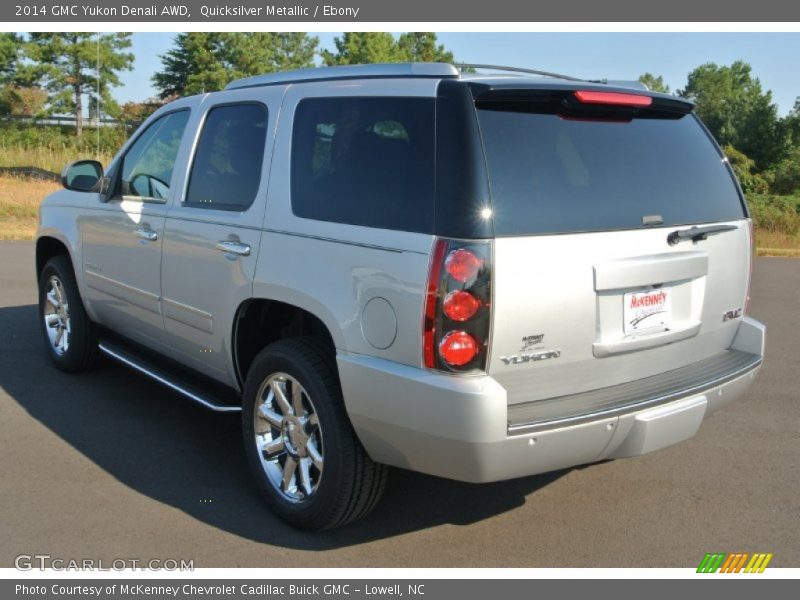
423, 239, 492, 372
574, 90, 653, 107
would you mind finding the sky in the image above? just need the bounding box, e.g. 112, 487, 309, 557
119, 32, 800, 115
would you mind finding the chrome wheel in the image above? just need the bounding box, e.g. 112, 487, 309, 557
254, 373, 323, 502
43, 275, 71, 355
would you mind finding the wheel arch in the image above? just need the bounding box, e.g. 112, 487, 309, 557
232, 297, 340, 387
36, 235, 72, 278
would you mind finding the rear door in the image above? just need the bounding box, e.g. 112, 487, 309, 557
160, 89, 280, 387
475, 88, 751, 407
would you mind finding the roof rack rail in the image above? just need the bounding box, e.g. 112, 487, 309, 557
226, 63, 460, 90
455, 63, 585, 82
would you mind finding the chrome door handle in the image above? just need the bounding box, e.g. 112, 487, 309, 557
216, 240, 251, 257
134, 228, 158, 241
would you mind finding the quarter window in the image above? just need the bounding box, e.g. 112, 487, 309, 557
291, 97, 435, 233
185, 103, 268, 211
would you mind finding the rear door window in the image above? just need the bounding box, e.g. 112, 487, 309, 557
185, 103, 268, 211
476, 103, 746, 236
291, 97, 435, 233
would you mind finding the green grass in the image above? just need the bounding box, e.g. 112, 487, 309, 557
0, 122, 121, 172
747, 194, 800, 255
0, 145, 114, 174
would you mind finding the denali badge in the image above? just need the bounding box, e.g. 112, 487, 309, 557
723, 308, 743, 322
500, 350, 561, 366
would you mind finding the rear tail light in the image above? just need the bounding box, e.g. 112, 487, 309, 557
424, 238, 492, 372
443, 290, 481, 322
574, 90, 653, 107
439, 331, 479, 366
445, 248, 483, 283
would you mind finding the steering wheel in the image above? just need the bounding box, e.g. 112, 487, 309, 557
129, 173, 170, 199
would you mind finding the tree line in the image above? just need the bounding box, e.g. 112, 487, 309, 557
639, 64, 800, 196
0, 32, 453, 135
2, 32, 800, 197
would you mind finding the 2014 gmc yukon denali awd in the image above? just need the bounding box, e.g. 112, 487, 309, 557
35, 63, 765, 530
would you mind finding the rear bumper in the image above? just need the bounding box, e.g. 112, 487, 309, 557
338, 317, 765, 483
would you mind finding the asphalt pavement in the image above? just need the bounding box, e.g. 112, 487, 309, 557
0, 241, 797, 567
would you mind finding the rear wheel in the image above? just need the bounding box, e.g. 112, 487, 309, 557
38, 255, 100, 372
242, 337, 387, 530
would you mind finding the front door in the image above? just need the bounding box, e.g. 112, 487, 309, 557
80, 109, 191, 354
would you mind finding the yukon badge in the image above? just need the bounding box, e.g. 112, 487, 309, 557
500, 350, 561, 366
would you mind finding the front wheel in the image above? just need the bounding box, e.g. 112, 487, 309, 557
242, 338, 387, 530
38, 255, 100, 372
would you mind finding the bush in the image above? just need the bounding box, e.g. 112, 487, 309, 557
766, 147, 800, 195
0, 122, 127, 171
723, 145, 770, 194
0, 122, 129, 155
747, 194, 800, 236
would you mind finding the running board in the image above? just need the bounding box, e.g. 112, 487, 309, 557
98, 341, 242, 413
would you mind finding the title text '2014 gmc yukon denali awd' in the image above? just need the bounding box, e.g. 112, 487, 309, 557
36, 63, 765, 530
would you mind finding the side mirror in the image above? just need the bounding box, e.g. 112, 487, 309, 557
61, 160, 104, 192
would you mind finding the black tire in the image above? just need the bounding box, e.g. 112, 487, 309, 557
38, 255, 100, 372
242, 337, 387, 530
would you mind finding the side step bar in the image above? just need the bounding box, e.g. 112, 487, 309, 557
99, 341, 242, 413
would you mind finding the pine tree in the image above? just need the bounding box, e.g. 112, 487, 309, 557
153, 33, 318, 99
321, 32, 457, 66
638, 72, 670, 94
320, 33, 401, 66
0, 33, 22, 84
26, 33, 133, 136
397, 33, 454, 63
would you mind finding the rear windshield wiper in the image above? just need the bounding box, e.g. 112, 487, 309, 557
667, 224, 738, 246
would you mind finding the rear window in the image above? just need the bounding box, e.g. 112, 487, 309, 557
291, 97, 435, 233
476, 104, 746, 236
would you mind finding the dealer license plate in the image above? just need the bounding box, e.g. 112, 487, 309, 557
623, 288, 672, 335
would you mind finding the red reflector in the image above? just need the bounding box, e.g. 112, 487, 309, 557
574, 90, 653, 107
445, 248, 483, 283
423, 239, 448, 369
439, 331, 478, 367
443, 290, 481, 322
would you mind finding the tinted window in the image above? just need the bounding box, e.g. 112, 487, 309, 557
291, 97, 435, 233
477, 107, 746, 236
185, 103, 268, 211
121, 110, 189, 200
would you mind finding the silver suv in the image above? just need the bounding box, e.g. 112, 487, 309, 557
36, 63, 765, 530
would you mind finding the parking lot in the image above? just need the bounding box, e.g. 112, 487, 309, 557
1, 240, 797, 567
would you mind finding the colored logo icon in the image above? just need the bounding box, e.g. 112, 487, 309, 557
697, 553, 773, 573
